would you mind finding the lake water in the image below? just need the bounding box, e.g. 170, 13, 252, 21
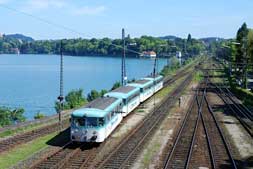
0, 54, 168, 119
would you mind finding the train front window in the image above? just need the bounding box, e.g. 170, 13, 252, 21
73, 117, 86, 127
86, 117, 98, 127
98, 118, 104, 126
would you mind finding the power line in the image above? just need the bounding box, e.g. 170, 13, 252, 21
0, 4, 144, 56
0, 4, 177, 58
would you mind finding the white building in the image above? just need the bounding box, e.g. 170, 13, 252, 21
176, 51, 182, 58
141, 51, 157, 58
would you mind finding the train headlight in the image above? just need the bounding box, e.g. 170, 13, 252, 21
82, 130, 87, 135
71, 129, 79, 134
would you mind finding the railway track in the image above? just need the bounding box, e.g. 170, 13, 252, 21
94, 73, 194, 169
210, 82, 253, 137
29, 67, 196, 169
0, 120, 69, 153
30, 142, 100, 169
0, 59, 199, 155
163, 74, 237, 169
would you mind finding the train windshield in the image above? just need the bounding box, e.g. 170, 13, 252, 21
72, 116, 105, 127
86, 117, 98, 127
72, 117, 86, 127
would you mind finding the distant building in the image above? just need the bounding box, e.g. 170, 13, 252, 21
176, 51, 182, 58
11, 48, 20, 55
176, 51, 182, 66
141, 51, 157, 58
0, 33, 2, 38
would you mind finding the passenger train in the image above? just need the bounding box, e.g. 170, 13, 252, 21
70, 75, 163, 142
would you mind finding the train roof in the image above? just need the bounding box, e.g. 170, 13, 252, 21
72, 96, 121, 118
105, 86, 139, 99
127, 79, 153, 88
85, 97, 118, 110
143, 75, 163, 81
112, 86, 136, 93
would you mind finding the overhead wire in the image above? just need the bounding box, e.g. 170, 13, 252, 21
0, 3, 146, 56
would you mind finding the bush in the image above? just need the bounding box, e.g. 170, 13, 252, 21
111, 82, 121, 90
193, 71, 203, 82
87, 90, 100, 102
87, 89, 109, 102
231, 86, 253, 107
0, 107, 26, 127
160, 56, 185, 76
34, 112, 45, 119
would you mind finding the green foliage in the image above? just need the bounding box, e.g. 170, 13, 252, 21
1, 35, 207, 56
170, 56, 180, 69
65, 89, 86, 108
0, 132, 58, 169
100, 89, 108, 96
111, 82, 121, 90
54, 89, 87, 112
193, 71, 203, 82
87, 89, 109, 102
87, 90, 100, 102
0, 107, 26, 127
231, 86, 253, 107
34, 112, 45, 119
247, 29, 253, 64
235, 22, 248, 63
160, 56, 182, 76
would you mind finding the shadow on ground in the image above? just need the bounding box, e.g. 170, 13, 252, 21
46, 127, 70, 147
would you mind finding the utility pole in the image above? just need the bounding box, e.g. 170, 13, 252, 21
242, 37, 248, 89
122, 28, 127, 86
153, 56, 157, 110
57, 40, 64, 129
184, 39, 187, 60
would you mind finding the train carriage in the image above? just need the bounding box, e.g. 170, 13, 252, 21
143, 75, 163, 93
70, 96, 122, 142
127, 79, 154, 102
104, 86, 140, 117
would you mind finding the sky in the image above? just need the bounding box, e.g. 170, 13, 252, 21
0, 0, 252, 40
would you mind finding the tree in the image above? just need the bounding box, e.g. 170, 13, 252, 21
170, 56, 180, 69
100, 89, 108, 96
0, 107, 11, 126
65, 89, 87, 109
10, 108, 26, 123
55, 89, 87, 112
187, 34, 192, 44
111, 82, 121, 90
247, 29, 253, 64
235, 22, 248, 63
87, 90, 100, 102
0, 107, 26, 126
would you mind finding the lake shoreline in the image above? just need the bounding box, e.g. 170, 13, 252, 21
0, 54, 168, 120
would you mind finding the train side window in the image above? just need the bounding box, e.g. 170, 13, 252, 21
123, 99, 127, 105
140, 88, 144, 93
98, 118, 104, 126
107, 112, 111, 122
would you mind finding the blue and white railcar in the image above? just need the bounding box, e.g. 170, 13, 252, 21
127, 79, 154, 102
70, 96, 122, 142
143, 75, 163, 93
104, 86, 140, 117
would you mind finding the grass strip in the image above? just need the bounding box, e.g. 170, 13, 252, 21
0, 132, 58, 169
